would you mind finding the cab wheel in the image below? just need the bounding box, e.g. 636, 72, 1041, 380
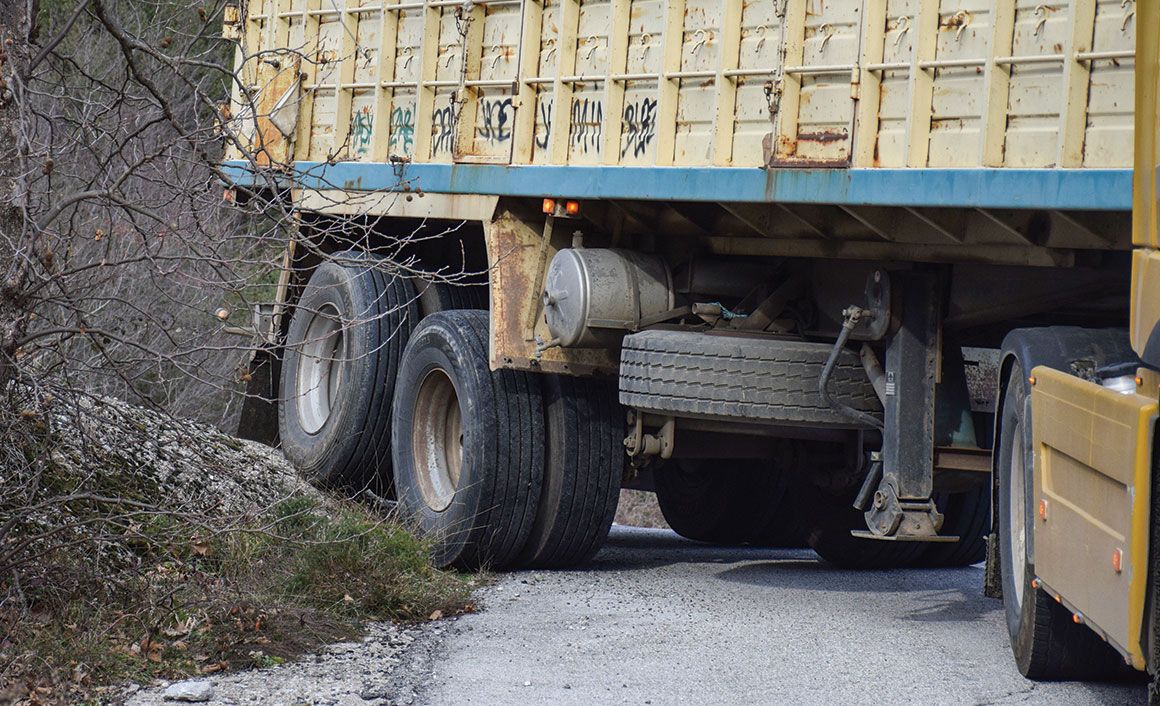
998, 364, 1124, 680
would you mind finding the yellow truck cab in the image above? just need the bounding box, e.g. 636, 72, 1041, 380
989, 2, 1160, 693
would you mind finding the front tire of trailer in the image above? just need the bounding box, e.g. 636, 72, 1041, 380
917, 486, 990, 567
279, 256, 417, 490
805, 493, 927, 569
653, 460, 787, 545
998, 364, 1124, 680
391, 310, 544, 570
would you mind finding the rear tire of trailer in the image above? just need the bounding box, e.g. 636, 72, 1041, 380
917, 486, 990, 567
749, 493, 809, 548
516, 376, 624, 568
653, 460, 788, 545
390, 310, 544, 570
805, 489, 927, 569
279, 256, 417, 490
998, 364, 1124, 680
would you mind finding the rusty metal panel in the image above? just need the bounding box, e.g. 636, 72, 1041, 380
483, 211, 620, 376
456, 3, 522, 161
770, 0, 861, 167
926, 1, 993, 167
1083, 0, 1136, 167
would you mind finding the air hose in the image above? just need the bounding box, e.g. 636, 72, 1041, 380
818, 306, 884, 431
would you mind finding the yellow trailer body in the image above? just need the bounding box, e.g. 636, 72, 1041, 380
226, 0, 1137, 172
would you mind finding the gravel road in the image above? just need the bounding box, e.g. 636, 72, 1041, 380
411, 526, 1146, 706
125, 525, 1147, 705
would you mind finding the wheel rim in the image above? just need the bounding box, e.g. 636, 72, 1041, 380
1009, 419, 1027, 607
295, 303, 345, 435
411, 368, 463, 512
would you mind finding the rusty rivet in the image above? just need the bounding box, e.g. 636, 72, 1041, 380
1112, 548, 1123, 573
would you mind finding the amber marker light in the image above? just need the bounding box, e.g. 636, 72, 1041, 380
542, 198, 556, 214
1028, 375, 1037, 386
1038, 499, 1048, 521
565, 200, 581, 216
1030, 578, 1041, 589
1112, 548, 1123, 573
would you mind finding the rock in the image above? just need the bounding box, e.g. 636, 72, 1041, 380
359, 683, 388, 700
163, 679, 214, 702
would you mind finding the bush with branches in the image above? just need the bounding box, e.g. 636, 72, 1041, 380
0, 1, 476, 702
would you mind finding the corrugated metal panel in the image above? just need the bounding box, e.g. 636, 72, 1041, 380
226, 0, 1137, 170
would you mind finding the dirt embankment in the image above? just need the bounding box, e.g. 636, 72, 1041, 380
0, 389, 473, 706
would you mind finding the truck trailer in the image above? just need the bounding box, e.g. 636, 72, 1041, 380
222, 0, 1157, 687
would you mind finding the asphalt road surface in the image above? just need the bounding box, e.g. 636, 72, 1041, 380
407, 526, 1146, 706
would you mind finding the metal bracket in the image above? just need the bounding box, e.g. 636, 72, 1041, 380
860, 482, 951, 541
849, 269, 891, 341
624, 411, 675, 460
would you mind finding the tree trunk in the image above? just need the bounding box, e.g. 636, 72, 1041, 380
0, 0, 32, 387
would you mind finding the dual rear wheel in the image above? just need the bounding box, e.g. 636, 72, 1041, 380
280, 260, 622, 570
390, 310, 623, 569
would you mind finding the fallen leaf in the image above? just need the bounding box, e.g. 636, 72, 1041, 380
429, 610, 443, 621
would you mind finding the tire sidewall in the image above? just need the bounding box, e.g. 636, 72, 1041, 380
997, 363, 1038, 661
279, 261, 376, 484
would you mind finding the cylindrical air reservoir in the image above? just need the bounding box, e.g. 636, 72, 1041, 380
542, 248, 674, 348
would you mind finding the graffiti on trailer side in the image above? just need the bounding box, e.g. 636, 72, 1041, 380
569, 98, 603, 154
388, 106, 414, 154
432, 103, 456, 154
621, 97, 657, 159
478, 98, 514, 144
351, 106, 374, 156
532, 96, 659, 158
534, 99, 552, 150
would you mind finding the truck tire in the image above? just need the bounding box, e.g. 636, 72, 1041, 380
917, 487, 990, 567
619, 331, 880, 427
749, 493, 809, 548
391, 310, 544, 570
517, 376, 624, 568
653, 459, 787, 545
997, 364, 1125, 680
279, 256, 417, 489
805, 487, 927, 569
416, 280, 488, 315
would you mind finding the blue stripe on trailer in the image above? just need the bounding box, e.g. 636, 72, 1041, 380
221, 160, 1133, 211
